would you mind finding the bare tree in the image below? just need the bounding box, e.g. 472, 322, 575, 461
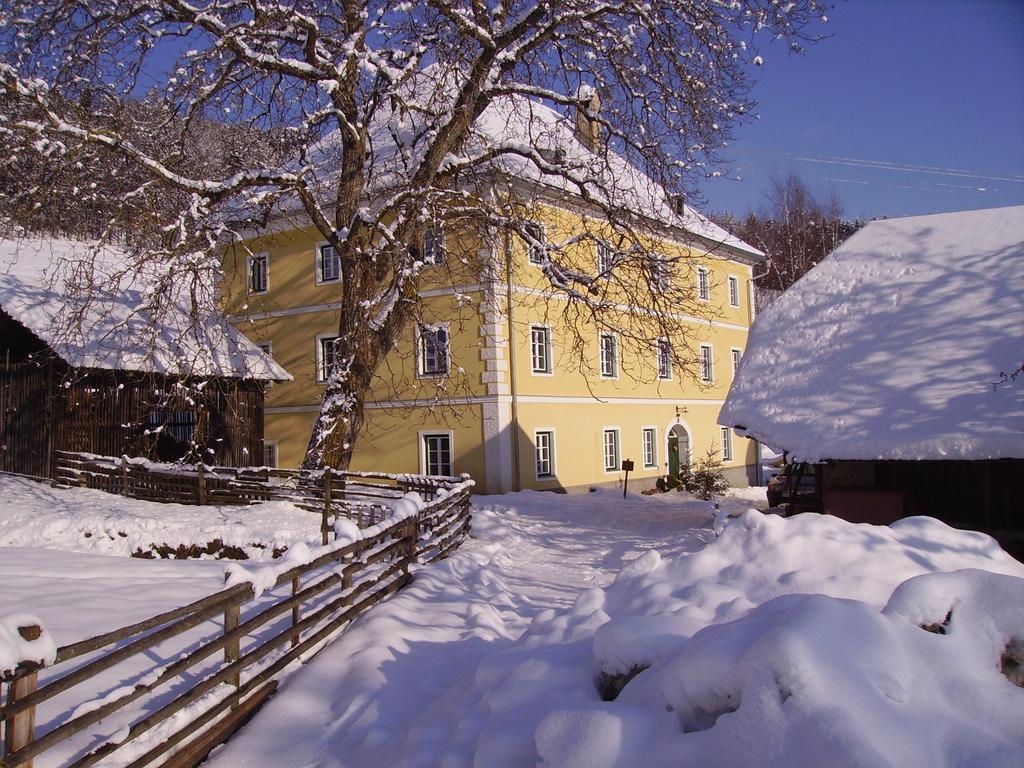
716, 171, 862, 307
0, 0, 829, 469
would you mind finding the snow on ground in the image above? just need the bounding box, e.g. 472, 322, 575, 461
209, 493, 1024, 768
0, 474, 323, 559
722, 484, 768, 507
4, 480, 1021, 767
0, 474, 353, 767
0, 486, 723, 767
206, 489, 722, 768
0, 548, 230, 766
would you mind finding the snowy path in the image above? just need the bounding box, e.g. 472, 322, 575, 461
207, 490, 723, 768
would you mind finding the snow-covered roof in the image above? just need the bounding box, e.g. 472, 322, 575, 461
472, 96, 760, 258
0, 236, 291, 381
295, 87, 761, 261
720, 205, 1024, 462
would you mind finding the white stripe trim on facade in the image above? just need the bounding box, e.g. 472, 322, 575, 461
227, 284, 486, 323
266, 394, 726, 415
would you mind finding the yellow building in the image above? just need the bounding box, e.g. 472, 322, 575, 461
221, 98, 763, 493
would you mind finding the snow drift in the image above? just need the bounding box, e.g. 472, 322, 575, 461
531, 511, 1024, 768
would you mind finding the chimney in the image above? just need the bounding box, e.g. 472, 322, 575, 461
573, 87, 601, 152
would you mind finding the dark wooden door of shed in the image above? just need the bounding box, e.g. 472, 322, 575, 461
0, 361, 51, 477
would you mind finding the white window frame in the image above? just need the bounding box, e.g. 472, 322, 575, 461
642, 426, 658, 469
649, 254, 671, 292
316, 333, 339, 383
603, 428, 621, 473
315, 242, 341, 285
728, 274, 740, 307
596, 241, 617, 275
699, 343, 714, 383
249, 252, 269, 295
657, 338, 673, 381
697, 266, 710, 302
263, 441, 278, 468
720, 426, 733, 463
530, 325, 553, 376
524, 221, 547, 265
423, 227, 445, 266
731, 347, 742, 377
419, 430, 454, 477
599, 332, 618, 379
416, 323, 450, 378
534, 429, 556, 480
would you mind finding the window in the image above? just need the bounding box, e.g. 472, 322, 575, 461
697, 266, 709, 301
603, 429, 620, 472
599, 333, 618, 378
147, 409, 197, 457
649, 255, 671, 291
531, 326, 552, 374
524, 222, 547, 265
535, 430, 555, 479
423, 228, 445, 266
422, 432, 453, 476
418, 324, 449, 377
317, 244, 340, 283
317, 335, 338, 382
263, 441, 278, 468
731, 348, 742, 377
642, 428, 657, 468
249, 253, 268, 294
700, 344, 714, 382
721, 427, 733, 462
657, 339, 672, 380
256, 341, 274, 389
596, 242, 617, 275
728, 275, 740, 307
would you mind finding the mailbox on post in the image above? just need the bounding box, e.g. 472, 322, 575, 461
621, 459, 634, 498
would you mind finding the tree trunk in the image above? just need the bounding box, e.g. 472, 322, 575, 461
301, 234, 419, 470
301, 319, 383, 471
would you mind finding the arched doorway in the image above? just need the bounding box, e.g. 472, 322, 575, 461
667, 422, 691, 479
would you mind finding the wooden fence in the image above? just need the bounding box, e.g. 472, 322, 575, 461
0, 465, 473, 768
53, 451, 461, 539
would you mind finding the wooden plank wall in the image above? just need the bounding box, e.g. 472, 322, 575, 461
0, 363, 266, 476
0, 361, 51, 478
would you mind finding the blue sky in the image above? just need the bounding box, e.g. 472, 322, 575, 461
700, 0, 1024, 220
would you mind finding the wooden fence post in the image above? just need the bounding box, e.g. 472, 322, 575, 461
322, 472, 332, 545
121, 456, 130, 497
4, 625, 42, 766
291, 575, 301, 649
224, 604, 240, 688
197, 463, 207, 506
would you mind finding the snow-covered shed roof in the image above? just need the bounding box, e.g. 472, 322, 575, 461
0, 236, 291, 381
720, 205, 1024, 462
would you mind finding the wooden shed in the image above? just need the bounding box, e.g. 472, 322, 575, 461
720, 206, 1024, 551
0, 235, 291, 476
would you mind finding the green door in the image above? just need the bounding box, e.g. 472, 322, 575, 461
668, 435, 679, 478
